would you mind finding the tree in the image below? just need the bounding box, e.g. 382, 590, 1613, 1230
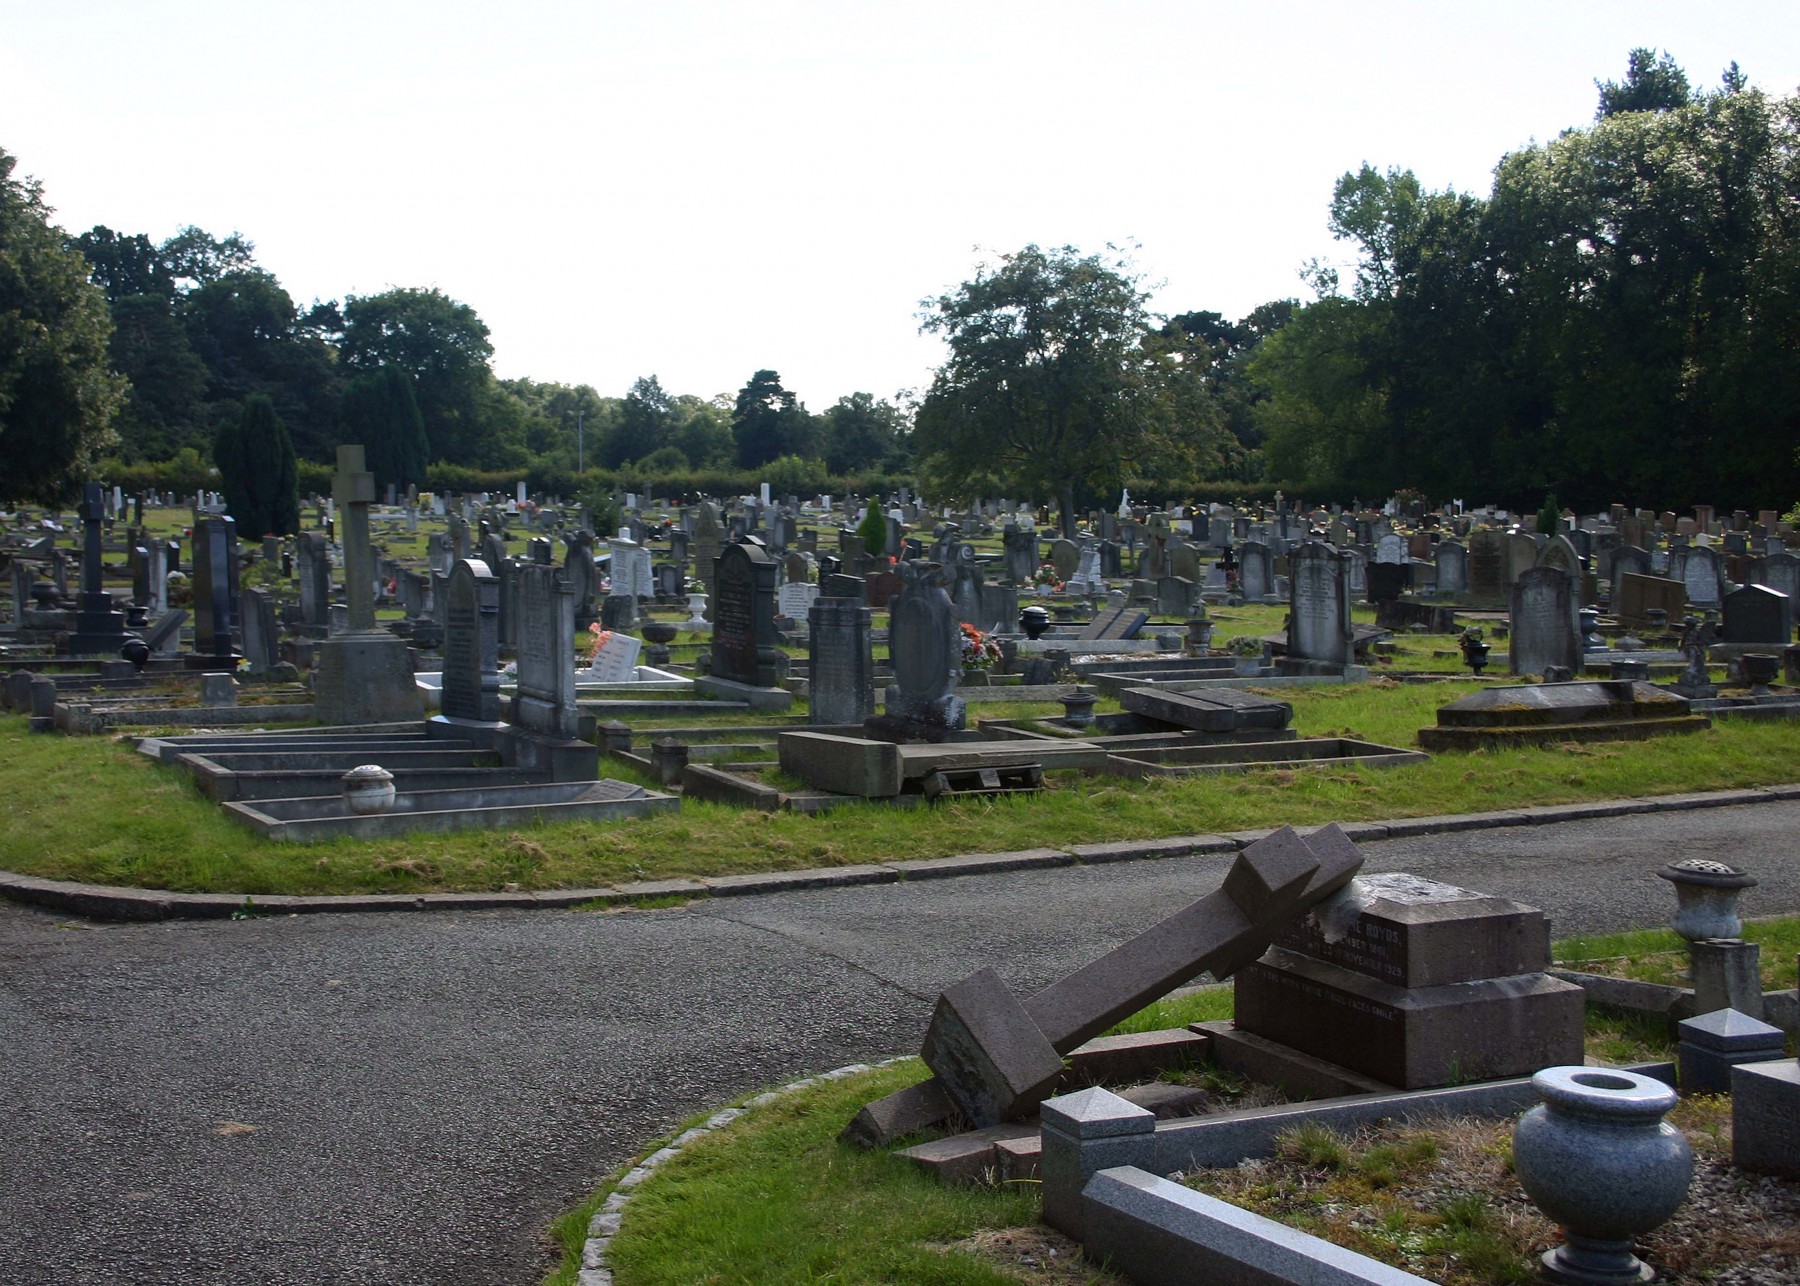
341, 287, 499, 467
341, 366, 429, 492
608, 374, 673, 467
0, 148, 124, 503
731, 370, 817, 468
213, 394, 298, 537
1596, 48, 1693, 118
914, 244, 1180, 531
821, 391, 908, 475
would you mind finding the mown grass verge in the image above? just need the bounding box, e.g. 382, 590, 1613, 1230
3, 677, 1798, 895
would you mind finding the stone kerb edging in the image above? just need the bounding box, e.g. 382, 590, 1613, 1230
574, 1058, 907, 1286
3, 784, 1796, 922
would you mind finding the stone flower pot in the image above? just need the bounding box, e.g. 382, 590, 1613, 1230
1513, 1066, 1691, 1285
341, 764, 397, 815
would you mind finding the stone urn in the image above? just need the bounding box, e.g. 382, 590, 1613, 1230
682, 592, 710, 632
1513, 1066, 1691, 1286
341, 764, 397, 815
1059, 686, 1098, 728
1018, 605, 1051, 640
1460, 638, 1491, 676
641, 619, 678, 667
1657, 858, 1757, 941
1740, 651, 1780, 696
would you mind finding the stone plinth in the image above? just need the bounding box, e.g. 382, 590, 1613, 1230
1234, 874, 1585, 1089
313, 631, 421, 725
1731, 1059, 1800, 1177
1418, 680, 1709, 752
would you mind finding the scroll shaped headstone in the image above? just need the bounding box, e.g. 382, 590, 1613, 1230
891, 825, 1364, 1131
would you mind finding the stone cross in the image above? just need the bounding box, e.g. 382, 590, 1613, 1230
332, 445, 378, 631
856, 825, 1365, 1135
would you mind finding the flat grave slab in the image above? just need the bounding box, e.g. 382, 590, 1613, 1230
1118, 685, 1293, 733
223, 778, 676, 841
1102, 738, 1426, 780
1418, 680, 1710, 751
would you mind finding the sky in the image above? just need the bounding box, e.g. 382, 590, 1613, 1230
4, 1, 1798, 412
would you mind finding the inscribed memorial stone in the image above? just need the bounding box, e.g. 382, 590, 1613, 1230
1509, 566, 1580, 677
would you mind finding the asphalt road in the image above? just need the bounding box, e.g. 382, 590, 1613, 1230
3, 800, 1797, 1285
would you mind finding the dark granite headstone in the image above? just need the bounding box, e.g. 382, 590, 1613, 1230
808, 597, 875, 725
1287, 542, 1351, 667
440, 558, 502, 723
710, 538, 783, 687
190, 514, 240, 662
1721, 583, 1792, 645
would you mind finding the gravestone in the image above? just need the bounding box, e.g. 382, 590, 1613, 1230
438, 559, 503, 724
1048, 538, 1080, 583
1680, 543, 1724, 607
778, 580, 820, 622
1155, 575, 1196, 618
1467, 529, 1506, 604
883, 560, 965, 732
581, 630, 643, 682
690, 502, 725, 611
296, 532, 331, 631
1615, 572, 1687, 630
1505, 532, 1540, 586
66, 482, 130, 656
886, 826, 1364, 1130
699, 538, 788, 707
1721, 583, 1792, 645
1610, 545, 1651, 606
1002, 523, 1037, 585
1066, 542, 1103, 596
1536, 533, 1582, 589
809, 596, 876, 725
1287, 542, 1352, 667
312, 445, 418, 724
1509, 566, 1580, 677
512, 562, 580, 737
1749, 551, 1800, 603
1374, 532, 1405, 565
1433, 540, 1467, 595
1233, 873, 1586, 1089
1166, 538, 1200, 583
1237, 540, 1273, 601
565, 531, 598, 628
240, 587, 278, 677
189, 514, 240, 664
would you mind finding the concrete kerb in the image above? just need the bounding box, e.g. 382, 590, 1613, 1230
1, 784, 1793, 922
572, 1057, 909, 1286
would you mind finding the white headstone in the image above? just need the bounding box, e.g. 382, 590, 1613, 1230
580, 630, 642, 683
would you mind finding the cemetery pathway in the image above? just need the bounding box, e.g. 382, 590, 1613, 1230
2, 798, 1798, 1285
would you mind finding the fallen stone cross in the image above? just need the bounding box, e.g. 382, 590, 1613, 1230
848, 824, 1364, 1142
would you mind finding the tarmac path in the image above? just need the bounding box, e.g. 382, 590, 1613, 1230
3, 799, 1797, 1285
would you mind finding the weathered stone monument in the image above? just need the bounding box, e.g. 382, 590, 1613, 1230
1231, 872, 1587, 1088
189, 513, 240, 667
848, 825, 1364, 1140
437, 558, 502, 725
1509, 565, 1580, 677
65, 482, 129, 657
1237, 540, 1273, 601
881, 559, 965, 735
313, 446, 421, 724
695, 537, 792, 711
808, 595, 875, 725
1286, 541, 1353, 669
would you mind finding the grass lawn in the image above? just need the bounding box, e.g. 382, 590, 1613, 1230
2, 668, 1798, 895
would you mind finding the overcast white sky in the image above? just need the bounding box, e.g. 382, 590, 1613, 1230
4, 2, 1796, 411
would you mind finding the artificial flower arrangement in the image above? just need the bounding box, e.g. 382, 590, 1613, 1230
584, 621, 614, 658
1222, 634, 1265, 658
959, 621, 1003, 670
1031, 562, 1064, 591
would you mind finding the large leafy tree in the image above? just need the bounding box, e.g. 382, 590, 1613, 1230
608, 374, 673, 467
341, 287, 500, 467
821, 391, 908, 476
0, 148, 124, 503
731, 369, 817, 468
341, 365, 429, 492
915, 244, 1185, 529
1249, 53, 1800, 512
213, 393, 299, 537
